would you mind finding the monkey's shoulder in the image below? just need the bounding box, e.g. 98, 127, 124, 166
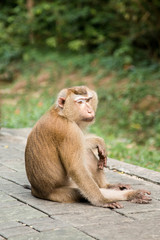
31, 109, 82, 143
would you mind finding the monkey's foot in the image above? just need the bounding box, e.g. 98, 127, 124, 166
103, 202, 123, 209
130, 190, 152, 204
97, 145, 107, 170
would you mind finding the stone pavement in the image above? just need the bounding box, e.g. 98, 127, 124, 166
0, 128, 160, 240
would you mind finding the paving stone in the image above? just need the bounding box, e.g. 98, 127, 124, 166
0, 164, 16, 173
52, 209, 133, 227
0, 191, 15, 203
0, 134, 27, 146
0, 221, 21, 230
8, 227, 94, 240
127, 209, 160, 220
3, 161, 25, 172
0, 199, 23, 208
79, 218, 160, 240
0, 179, 29, 195
115, 199, 160, 215
0, 226, 37, 238
1, 128, 31, 138
0, 204, 46, 223
22, 216, 69, 232
0, 147, 24, 163
0, 171, 29, 185
105, 168, 149, 186
108, 158, 160, 185
0, 128, 160, 240
9, 192, 101, 215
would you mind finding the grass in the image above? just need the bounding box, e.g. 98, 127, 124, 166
90, 125, 160, 172
1, 49, 160, 172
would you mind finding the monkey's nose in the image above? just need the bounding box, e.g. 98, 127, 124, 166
87, 106, 93, 113
88, 111, 95, 119
88, 109, 94, 115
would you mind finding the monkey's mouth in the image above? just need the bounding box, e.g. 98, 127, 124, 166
83, 116, 95, 122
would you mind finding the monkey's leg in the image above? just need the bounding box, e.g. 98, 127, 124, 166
45, 187, 85, 203
87, 150, 131, 190
31, 185, 86, 203
100, 188, 151, 204
86, 149, 107, 188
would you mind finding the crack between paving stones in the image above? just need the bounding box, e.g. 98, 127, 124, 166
0, 179, 52, 217
0, 234, 7, 240
74, 227, 98, 240
0, 165, 17, 172
129, 209, 160, 215
107, 167, 160, 186
17, 220, 40, 233
0, 176, 28, 187
114, 209, 160, 220
114, 210, 136, 220
113, 207, 160, 219
8, 193, 51, 216
0, 176, 21, 186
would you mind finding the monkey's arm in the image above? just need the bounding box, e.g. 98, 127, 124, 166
85, 134, 106, 149
58, 126, 151, 207
85, 134, 107, 169
58, 127, 111, 207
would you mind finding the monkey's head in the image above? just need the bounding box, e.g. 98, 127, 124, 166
55, 86, 98, 128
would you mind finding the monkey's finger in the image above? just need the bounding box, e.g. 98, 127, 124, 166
140, 190, 151, 195
131, 198, 151, 204
97, 145, 107, 159
143, 196, 152, 202
103, 158, 107, 167
98, 164, 104, 170
103, 202, 123, 209
98, 160, 104, 170
112, 202, 123, 209
145, 191, 151, 195
136, 189, 151, 195
142, 199, 152, 204
103, 203, 116, 209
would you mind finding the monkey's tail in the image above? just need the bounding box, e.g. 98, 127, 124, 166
23, 184, 31, 190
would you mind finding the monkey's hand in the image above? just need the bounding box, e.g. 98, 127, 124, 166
97, 145, 107, 170
130, 190, 152, 204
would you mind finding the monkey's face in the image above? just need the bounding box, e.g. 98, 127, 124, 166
57, 86, 97, 128
58, 94, 95, 126
73, 95, 95, 123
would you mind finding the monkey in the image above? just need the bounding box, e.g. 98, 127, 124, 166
25, 86, 151, 209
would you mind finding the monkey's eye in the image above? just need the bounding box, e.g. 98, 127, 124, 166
77, 99, 85, 104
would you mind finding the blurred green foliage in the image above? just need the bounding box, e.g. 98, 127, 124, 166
1, 50, 160, 171
1, 0, 160, 72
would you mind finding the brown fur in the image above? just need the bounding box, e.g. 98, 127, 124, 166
25, 86, 151, 209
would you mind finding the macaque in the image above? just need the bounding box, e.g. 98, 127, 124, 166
25, 86, 151, 209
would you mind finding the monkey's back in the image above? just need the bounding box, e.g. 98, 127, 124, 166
25, 108, 69, 195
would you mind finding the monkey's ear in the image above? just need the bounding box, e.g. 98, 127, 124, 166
58, 97, 65, 108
